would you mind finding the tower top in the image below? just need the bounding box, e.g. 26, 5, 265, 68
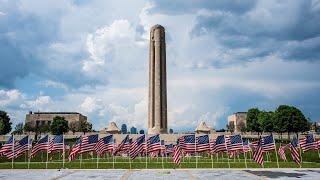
151, 24, 165, 31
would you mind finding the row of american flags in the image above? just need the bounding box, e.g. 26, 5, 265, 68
0, 133, 319, 166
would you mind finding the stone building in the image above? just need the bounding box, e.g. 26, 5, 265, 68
195, 121, 213, 134
100, 122, 121, 134
227, 112, 247, 133
25, 111, 87, 127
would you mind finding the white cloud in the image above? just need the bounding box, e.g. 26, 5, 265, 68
38, 80, 68, 90
0, 89, 22, 106
82, 19, 136, 73
0, 11, 6, 16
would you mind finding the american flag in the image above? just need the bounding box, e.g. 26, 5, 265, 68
261, 135, 276, 152
289, 137, 301, 165
130, 135, 145, 160
49, 135, 64, 153
242, 139, 251, 153
68, 137, 81, 161
196, 135, 210, 152
94, 135, 113, 156
147, 134, 161, 153
173, 140, 182, 165
31, 135, 49, 157
113, 135, 130, 155
226, 135, 243, 152
180, 135, 196, 153
6, 136, 31, 159
209, 138, 216, 153
299, 134, 317, 152
278, 144, 287, 161
0, 136, 14, 156
213, 135, 227, 153
79, 134, 98, 154
165, 144, 174, 154
252, 140, 264, 165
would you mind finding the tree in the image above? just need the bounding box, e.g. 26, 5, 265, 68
13, 123, 24, 135
274, 105, 310, 139
39, 124, 50, 135
258, 111, 274, 134
169, 129, 174, 134
69, 121, 79, 135
50, 116, 69, 135
227, 121, 235, 134
24, 122, 34, 134
246, 108, 262, 135
237, 121, 246, 134
0, 111, 12, 135
139, 130, 145, 134
79, 120, 92, 135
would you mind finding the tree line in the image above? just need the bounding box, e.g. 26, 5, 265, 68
228, 105, 312, 139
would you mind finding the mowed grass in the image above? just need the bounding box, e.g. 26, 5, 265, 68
1, 149, 320, 169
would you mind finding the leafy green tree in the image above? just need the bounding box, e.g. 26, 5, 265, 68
246, 108, 262, 135
274, 105, 310, 139
24, 122, 34, 133
13, 123, 24, 135
0, 111, 12, 135
39, 124, 50, 135
79, 120, 92, 135
69, 121, 79, 135
50, 116, 69, 135
237, 121, 246, 134
258, 111, 274, 134
290, 106, 310, 137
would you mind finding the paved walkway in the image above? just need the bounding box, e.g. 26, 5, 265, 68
0, 169, 320, 179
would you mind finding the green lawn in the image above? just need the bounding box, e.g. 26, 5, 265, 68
1, 150, 320, 169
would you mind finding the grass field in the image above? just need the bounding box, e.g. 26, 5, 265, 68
1, 148, 320, 169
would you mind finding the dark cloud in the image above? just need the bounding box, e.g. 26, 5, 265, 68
188, 0, 320, 63
0, 1, 106, 89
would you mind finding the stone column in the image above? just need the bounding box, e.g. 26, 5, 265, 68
148, 25, 167, 134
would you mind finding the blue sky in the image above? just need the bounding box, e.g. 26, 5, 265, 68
0, 0, 320, 132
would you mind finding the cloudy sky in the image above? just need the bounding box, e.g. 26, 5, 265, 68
1, 0, 320, 132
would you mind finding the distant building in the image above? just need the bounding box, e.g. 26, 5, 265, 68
25, 111, 87, 128
103, 122, 121, 134
227, 112, 247, 133
195, 121, 213, 134
121, 124, 127, 134
130, 127, 137, 134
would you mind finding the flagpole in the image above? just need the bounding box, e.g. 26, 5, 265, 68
297, 140, 302, 168
225, 136, 230, 168
11, 135, 15, 169
195, 134, 197, 169
242, 139, 247, 168
46, 135, 49, 169
80, 154, 82, 168
113, 141, 115, 169
96, 153, 99, 169
62, 134, 65, 168
129, 144, 132, 169
273, 136, 280, 168
211, 154, 213, 168
28, 135, 30, 169
145, 135, 148, 169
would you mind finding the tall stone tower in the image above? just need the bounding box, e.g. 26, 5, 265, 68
148, 25, 167, 134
